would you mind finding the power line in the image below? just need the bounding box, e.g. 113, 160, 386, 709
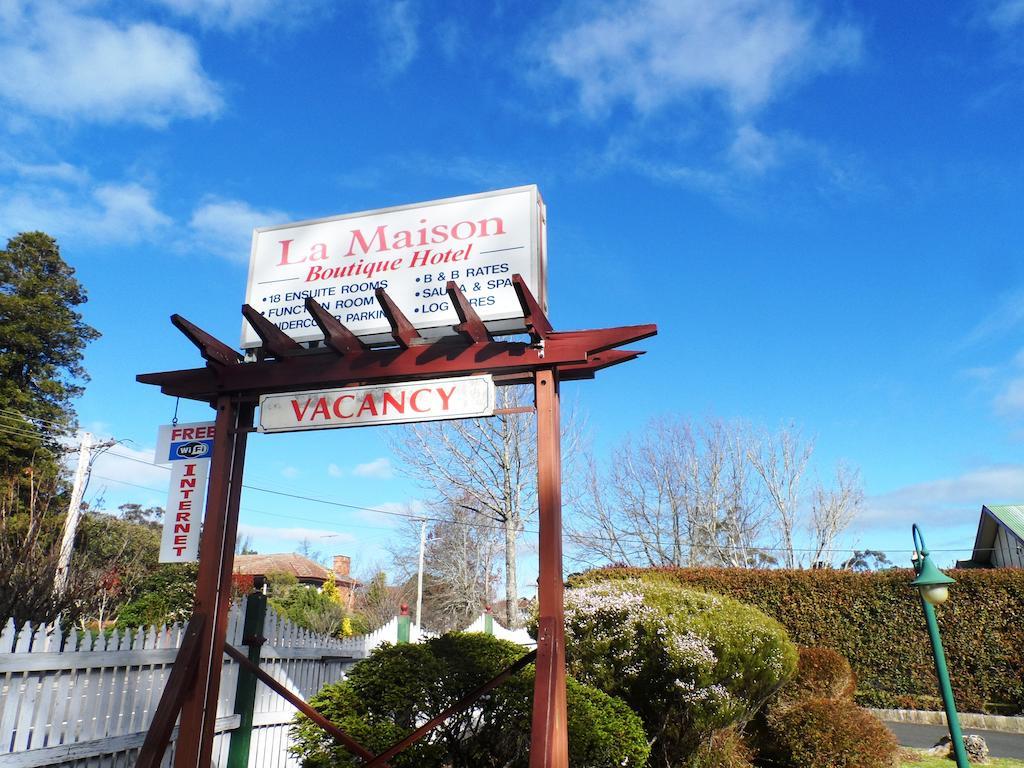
0, 409, 74, 433
99, 449, 985, 553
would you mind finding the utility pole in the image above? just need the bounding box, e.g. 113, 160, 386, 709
55, 432, 93, 595
416, 518, 427, 628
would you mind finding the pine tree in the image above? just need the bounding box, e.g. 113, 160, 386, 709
0, 231, 99, 476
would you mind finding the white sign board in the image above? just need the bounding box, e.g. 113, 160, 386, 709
154, 421, 215, 563
258, 375, 496, 433
242, 186, 546, 348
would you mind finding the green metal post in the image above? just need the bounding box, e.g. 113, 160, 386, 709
397, 604, 411, 644
484, 609, 493, 636
911, 524, 969, 768
919, 595, 970, 768
227, 592, 268, 768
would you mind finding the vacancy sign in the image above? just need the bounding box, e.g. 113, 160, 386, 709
242, 186, 546, 348
154, 421, 215, 563
259, 375, 495, 433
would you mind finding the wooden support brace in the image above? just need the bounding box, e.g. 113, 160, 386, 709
304, 297, 367, 356
375, 288, 423, 348
171, 314, 243, 367
512, 274, 553, 343
364, 649, 538, 768
241, 304, 305, 358
135, 613, 207, 768
446, 281, 490, 344
223, 644, 383, 765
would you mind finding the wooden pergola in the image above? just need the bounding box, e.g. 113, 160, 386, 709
135, 276, 655, 767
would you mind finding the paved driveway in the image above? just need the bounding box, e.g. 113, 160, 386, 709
884, 721, 1024, 759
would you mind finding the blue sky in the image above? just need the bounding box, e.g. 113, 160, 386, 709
2, 0, 1024, 583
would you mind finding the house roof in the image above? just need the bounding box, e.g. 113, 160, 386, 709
234, 553, 328, 581
985, 505, 1024, 540
959, 505, 1024, 567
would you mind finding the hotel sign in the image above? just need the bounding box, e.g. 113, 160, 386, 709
243, 186, 547, 348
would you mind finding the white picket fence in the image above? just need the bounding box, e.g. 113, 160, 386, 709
0, 604, 526, 768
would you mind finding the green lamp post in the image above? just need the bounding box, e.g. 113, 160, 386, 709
911, 524, 969, 768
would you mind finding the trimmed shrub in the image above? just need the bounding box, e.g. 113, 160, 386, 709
483, 675, 650, 768
780, 646, 856, 704
569, 567, 1024, 713
289, 632, 649, 768
685, 727, 755, 768
557, 579, 797, 766
765, 697, 899, 768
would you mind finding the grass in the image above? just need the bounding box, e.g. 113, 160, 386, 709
900, 752, 1024, 768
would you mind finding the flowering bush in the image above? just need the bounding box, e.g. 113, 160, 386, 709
559, 579, 797, 766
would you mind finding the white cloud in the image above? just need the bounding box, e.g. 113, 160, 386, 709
0, 153, 90, 185
150, 0, 313, 30
327, 463, 344, 478
281, 466, 300, 479
359, 499, 424, 526
996, 378, 1024, 414
0, 1, 221, 126
376, 1, 419, 74
353, 457, 394, 479
237, 523, 355, 543
541, 0, 861, 118
862, 464, 1024, 528
0, 180, 172, 244
987, 0, 1024, 31
728, 123, 779, 173
87, 442, 172, 499
960, 288, 1024, 349
189, 198, 288, 262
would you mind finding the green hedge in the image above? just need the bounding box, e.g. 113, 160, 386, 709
568, 567, 1024, 714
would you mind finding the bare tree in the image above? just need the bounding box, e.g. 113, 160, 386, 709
808, 463, 864, 566
748, 426, 813, 569
389, 386, 534, 628
569, 418, 771, 568
570, 417, 863, 570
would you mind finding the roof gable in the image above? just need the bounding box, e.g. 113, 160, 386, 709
984, 505, 1024, 541
968, 505, 1024, 565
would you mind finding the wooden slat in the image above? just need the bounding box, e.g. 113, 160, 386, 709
374, 288, 423, 348
303, 297, 367, 356
446, 282, 490, 344
170, 315, 243, 367
241, 305, 304, 359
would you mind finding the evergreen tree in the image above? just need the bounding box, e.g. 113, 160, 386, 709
0, 231, 99, 476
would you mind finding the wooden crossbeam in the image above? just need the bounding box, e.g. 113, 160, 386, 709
171, 315, 243, 367
241, 304, 304, 359
375, 288, 423, 348
135, 613, 206, 768
446, 281, 490, 344
304, 297, 367, 356
223, 644, 385, 765
138, 324, 657, 402
512, 274, 553, 342
363, 649, 538, 767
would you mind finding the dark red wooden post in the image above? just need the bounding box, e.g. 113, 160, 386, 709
175, 396, 253, 768
530, 368, 568, 768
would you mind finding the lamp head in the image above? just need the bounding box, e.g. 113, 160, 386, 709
910, 554, 955, 605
